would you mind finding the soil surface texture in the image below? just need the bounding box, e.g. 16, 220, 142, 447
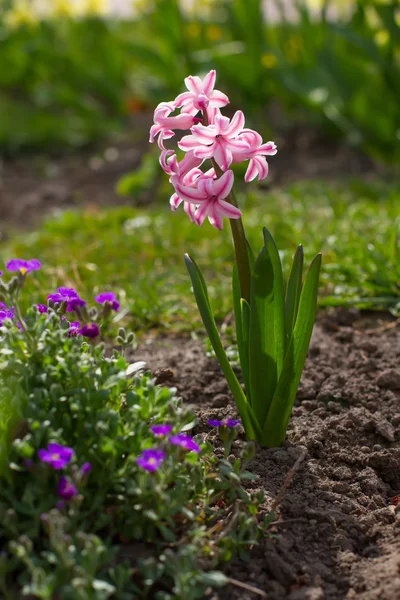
135, 310, 400, 600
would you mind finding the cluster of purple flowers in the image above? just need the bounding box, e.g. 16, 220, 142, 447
137, 425, 202, 472
38, 442, 91, 502
1, 257, 121, 340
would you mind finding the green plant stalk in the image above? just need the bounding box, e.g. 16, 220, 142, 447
210, 158, 251, 303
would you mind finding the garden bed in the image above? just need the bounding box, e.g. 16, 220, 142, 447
136, 310, 400, 599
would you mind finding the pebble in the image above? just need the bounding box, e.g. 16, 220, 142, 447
211, 393, 230, 407
376, 369, 400, 390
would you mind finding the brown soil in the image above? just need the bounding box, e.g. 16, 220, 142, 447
134, 310, 400, 600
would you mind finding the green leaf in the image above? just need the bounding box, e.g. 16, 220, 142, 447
261, 254, 322, 447
240, 298, 251, 399
232, 265, 251, 399
185, 254, 260, 440
285, 244, 304, 340
248, 230, 286, 427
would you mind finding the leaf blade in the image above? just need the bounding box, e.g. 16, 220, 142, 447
261, 253, 322, 447
185, 254, 260, 440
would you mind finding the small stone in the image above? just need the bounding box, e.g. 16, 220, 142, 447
211, 393, 230, 407
376, 369, 400, 390
333, 327, 353, 343
373, 444, 383, 452
360, 446, 371, 453
391, 414, 400, 426
374, 419, 395, 442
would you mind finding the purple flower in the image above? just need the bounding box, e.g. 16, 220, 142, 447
95, 292, 120, 312
56, 500, 65, 510
81, 462, 92, 475
137, 448, 165, 472
37, 304, 48, 314
78, 323, 100, 338
38, 443, 74, 469
6, 258, 41, 275
57, 477, 78, 501
169, 433, 201, 454
68, 321, 81, 337
151, 424, 173, 437
48, 288, 86, 313
207, 419, 241, 428
0, 303, 15, 325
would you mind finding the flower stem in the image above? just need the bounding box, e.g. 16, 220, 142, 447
211, 158, 251, 303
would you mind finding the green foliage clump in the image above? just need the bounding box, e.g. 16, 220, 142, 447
0, 276, 265, 599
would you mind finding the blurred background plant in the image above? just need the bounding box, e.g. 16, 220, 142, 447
0, 0, 399, 162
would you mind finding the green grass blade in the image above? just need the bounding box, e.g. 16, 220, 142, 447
261, 254, 322, 447
248, 228, 286, 428
185, 254, 260, 440
285, 244, 304, 340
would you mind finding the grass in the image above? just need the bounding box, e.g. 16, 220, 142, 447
1, 177, 399, 333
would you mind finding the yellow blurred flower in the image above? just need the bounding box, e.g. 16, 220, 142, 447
206, 24, 222, 42
52, 0, 77, 17
83, 0, 108, 15
374, 29, 389, 46
186, 22, 201, 39
3, 0, 38, 29
261, 53, 277, 69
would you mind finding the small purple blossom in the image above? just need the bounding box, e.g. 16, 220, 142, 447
0, 303, 15, 325
56, 500, 65, 510
95, 292, 120, 312
68, 321, 81, 337
81, 462, 92, 475
169, 433, 201, 454
78, 323, 100, 338
150, 424, 173, 437
38, 443, 74, 469
57, 477, 78, 501
207, 419, 241, 428
6, 258, 41, 274
37, 304, 48, 314
137, 448, 165, 472
48, 288, 86, 313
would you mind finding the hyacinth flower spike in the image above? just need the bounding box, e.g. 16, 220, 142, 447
150, 70, 321, 447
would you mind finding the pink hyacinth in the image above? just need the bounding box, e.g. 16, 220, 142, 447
149, 102, 197, 150
175, 70, 229, 116
178, 111, 249, 171
161, 150, 204, 223
173, 170, 241, 230
233, 129, 278, 182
